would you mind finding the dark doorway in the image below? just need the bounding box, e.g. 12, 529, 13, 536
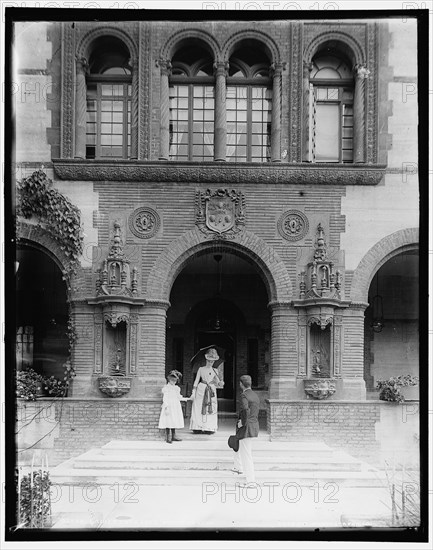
16, 245, 69, 379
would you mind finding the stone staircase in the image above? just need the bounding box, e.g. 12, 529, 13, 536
50, 425, 386, 488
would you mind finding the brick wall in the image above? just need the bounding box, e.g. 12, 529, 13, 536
267, 400, 381, 462
51, 398, 162, 465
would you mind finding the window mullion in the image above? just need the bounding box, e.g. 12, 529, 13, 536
96, 83, 102, 159
247, 86, 252, 162
188, 84, 193, 161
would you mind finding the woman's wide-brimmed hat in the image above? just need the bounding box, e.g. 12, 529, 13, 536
190, 345, 225, 370
204, 348, 219, 361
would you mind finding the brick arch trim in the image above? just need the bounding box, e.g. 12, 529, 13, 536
146, 228, 292, 303
304, 31, 365, 66
17, 221, 70, 275
350, 228, 419, 303
76, 27, 138, 64
222, 30, 281, 64
160, 29, 220, 62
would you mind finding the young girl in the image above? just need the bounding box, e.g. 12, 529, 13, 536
158, 370, 189, 443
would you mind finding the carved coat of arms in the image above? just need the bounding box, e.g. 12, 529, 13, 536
196, 188, 245, 238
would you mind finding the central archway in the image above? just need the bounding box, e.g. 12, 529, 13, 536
147, 228, 292, 303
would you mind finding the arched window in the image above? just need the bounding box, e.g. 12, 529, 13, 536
309, 53, 354, 163
226, 44, 272, 162
86, 36, 132, 159
169, 44, 215, 161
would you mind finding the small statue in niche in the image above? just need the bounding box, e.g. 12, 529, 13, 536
312, 349, 322, 375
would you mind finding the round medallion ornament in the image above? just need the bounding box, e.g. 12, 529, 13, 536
129, 207, 160, 239
278, 210, 309, 241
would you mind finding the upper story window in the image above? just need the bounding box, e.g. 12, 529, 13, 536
169, 44, 214, 161
86, 37, 132, 160
309, 53, 354, 163
227, 45, 272, 162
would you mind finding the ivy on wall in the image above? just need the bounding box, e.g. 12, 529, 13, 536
17, 170, 84, 386
17, 170, 83, 272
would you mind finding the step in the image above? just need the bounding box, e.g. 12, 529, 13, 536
50, 467, 386, 488
71, 445, 362, 470
101, 439, 335, 453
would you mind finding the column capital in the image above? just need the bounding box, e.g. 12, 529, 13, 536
353, 63, 370, 80
270, 61, 286, 78
145, 299, 171, 312
156, 58, 172, 76
75, 55, 89, 74
302, 60, 314, 74
213, 60, 229, 77
267, 300, 292, 313
128, 57, 139, 71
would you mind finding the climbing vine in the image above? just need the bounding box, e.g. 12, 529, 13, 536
17, 170, 83, 385
17, 170, 83, 274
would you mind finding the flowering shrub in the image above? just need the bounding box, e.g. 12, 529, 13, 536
16, 369, 44, 401
376, 374, 419, 403
43, 375, 68, 397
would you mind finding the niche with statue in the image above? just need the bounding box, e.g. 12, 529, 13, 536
293, 223, 350, 400
88, 220, 144, 397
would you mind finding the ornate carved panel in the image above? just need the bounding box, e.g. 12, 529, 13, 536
278, 210, 309, 241
53, 160, 386, 185
60, 23, 75, 158
139, 22, 151, 159
129, 206, 161, 239
94, 318, 103, 375
196, 188, 246, 239
289, 22, 302, 162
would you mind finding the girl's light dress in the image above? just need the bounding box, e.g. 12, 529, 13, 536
158, 384, 185, 429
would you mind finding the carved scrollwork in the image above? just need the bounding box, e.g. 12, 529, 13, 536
53, 160, 386, 185
103, 312, 130, 327
304, 378, 336, 400
98, 376, 131, 398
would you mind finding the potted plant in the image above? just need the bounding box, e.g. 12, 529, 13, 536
376, 374, 419, 403
42, 375, 68, 397
16, 368, 45, 401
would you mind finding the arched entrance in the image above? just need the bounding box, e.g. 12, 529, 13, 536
16, 244, 69, 379
166, 250, 269, 412
364, 249, 419, 397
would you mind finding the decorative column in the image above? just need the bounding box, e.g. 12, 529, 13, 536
158, 59, 171, 161
74, 56, 88, 159
214, 61, 228, 161
130, 58, 139, 160
270, 62, 283, 162
353, 64, 370, 164
268, 301, 297, 398
302, 61, 313, 162
140, 299, 171, 396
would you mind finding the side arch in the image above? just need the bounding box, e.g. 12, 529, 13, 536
160, 29, 221, 62
76, 26, 138, 64
303, 31, 365, 66
17, 221, 71, 276
350, 228, 419, 303
146, 228, 292, 303
222, 30, 281, 63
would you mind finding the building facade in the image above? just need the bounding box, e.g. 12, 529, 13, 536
14, 16, 419, 464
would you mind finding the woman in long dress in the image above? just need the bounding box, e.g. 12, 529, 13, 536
189, 348, 224, 434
